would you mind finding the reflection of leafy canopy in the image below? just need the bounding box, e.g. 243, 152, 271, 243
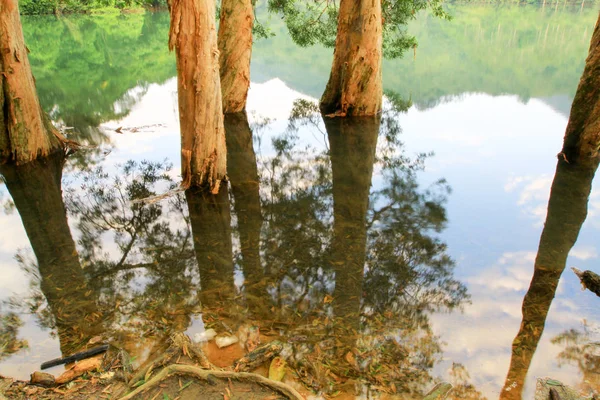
266, 0, 449, 59
552, 325, 600, 394
6, 160, 201, 358
0, 310, 28, 361
3, 107, 470, 395
22, 12, 175, 139
251, 5, 597, 112
245, 100, 469, 395
64, 161, 201, 337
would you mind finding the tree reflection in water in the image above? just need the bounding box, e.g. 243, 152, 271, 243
1, 153, 103, 357
501, 158, 600, 399
2, 102, 471, 397
552, 324, 600, 394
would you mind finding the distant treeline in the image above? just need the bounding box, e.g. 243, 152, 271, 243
19, 0, 599, 15
19, 0, 167, 15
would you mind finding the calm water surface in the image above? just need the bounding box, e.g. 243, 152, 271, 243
0, 5, 599, 399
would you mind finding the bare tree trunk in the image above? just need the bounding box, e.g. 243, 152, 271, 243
320, 0, 383, 117
500, 159, 599, 400
560, 13, 600, 168
0, 0, 63, 164
218, 0, 253, 113
169, 0, 227, 192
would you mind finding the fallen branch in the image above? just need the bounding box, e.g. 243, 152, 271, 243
233, 340, 283, 372
41, 345, 109, 370
130, 186, 186, 205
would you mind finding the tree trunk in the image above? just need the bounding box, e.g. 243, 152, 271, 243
560, 13, 600, 167
326, 116, 379, 322
0, 153, 102, 356
225, 113, 264, 310
218, 0, 253, 113
500, 159, 599, 400
0, 0, 63, 164
169, 0, 227, 192
320, 0, 383, 117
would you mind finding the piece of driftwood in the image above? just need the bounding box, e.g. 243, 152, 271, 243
423, 382, 453, 400
572, 267, 600, 297
55, 356, 103, 384
41, 344, 109, 370
118, 364, 304, 400
233, 340, 283, 372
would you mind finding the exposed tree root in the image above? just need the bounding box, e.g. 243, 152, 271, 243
119, 364, 304, 400
128, 333, 216, 387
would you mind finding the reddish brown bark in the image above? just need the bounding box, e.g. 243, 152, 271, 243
169, 0, 227, 192
560, 13, 600, 167
0, 0, 63, 164
320, 0, 383, 117
218, 0, 254, 113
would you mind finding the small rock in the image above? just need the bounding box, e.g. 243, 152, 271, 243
30, 371, 55, 387
193, 328, 217, 343
215, 335, 239, 348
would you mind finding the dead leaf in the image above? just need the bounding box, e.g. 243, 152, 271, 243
345, 352, 359, 370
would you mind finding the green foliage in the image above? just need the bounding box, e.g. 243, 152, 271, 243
252, 4, 597, 111
266, 0, 451, 59
22, 12, 175, 143
19, 0, 167, 15
0, 311, 28, 361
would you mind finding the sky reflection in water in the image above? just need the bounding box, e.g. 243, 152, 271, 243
0, 5, 599, 399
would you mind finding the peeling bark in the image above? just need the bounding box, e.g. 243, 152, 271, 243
560, 13, 600, 167
320, 0, 383, 117
218, 0, 253, 113
169, 0, 227, 191
0, 0, 63, 164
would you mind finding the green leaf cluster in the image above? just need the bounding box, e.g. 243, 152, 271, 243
22, 12, 175, 140
266, 0, 451, 59
19, 0, 167, 15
